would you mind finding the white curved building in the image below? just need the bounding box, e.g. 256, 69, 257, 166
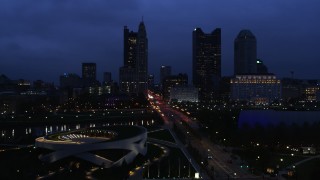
35, 125, 147, 168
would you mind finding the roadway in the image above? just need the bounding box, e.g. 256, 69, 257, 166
148, 91, 261, 179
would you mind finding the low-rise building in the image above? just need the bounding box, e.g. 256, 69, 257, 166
230, 74, 281, 105
170, 86, 199, 102
162, 73, 188, 100
305, 86, 320, 102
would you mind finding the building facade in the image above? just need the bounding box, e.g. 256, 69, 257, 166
82, 63, 96, 80
82, 63, 98, 87
103, 72, 112, 84
148, 74, 154, 89
60, 73, 83, 89
162, 73, 188, 100
230, 74, 281, 105
256, 59, 268, 74
305, 86, 320, 102
119, 21, 148, 94
170, 86, 199, 103
160, 66, 172, 86
234, 30, 257, 75
192, 28, 221, 101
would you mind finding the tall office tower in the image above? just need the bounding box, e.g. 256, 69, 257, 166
192, 28, 221, 101
82, 63, 98, 87
119, 21, 148, 94
82, 63, 96, 80
123, 26, 138, 68
234, 30, 257, 75
160, 66, 172, 85
60, 73, 82, 89
148, 74, 154, 88
103, 72, 112, 84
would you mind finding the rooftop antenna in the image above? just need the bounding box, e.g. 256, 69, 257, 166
142, 16, 144, 22
290, 71, 294, 79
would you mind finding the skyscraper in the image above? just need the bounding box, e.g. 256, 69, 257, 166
119, 21, 148, 94
192, 28, 221, 101
103, 72, 112, 84
123, 26, 138, 68
82, 63, 96, 80
148, 74, 154, 89
60, 73, 82, 89
160, 66, 172, 85
234, 30, 257, 75
82, 63, 98, 87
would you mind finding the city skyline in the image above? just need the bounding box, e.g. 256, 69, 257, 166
0, 0, 320, 83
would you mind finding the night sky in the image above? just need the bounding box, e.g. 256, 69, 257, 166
0, 0, 319, 84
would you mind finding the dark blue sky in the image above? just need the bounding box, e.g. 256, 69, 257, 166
0, 0, 319, 84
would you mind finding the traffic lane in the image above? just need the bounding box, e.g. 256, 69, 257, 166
163, 112, 235, 177
161, 108, 252, 178
154, 100, 256, 178
202, 139, 257, 178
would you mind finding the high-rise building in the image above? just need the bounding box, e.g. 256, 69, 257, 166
82, 63, 96, 80
82, 63, 99, 87
119, 21, 148, 94
103, 72, 112, 84
60, 73, 82, 89
148, 74, 154, 88
192, 28, 221, 101
160, 66, 172, 85
234, 30, 257, 75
